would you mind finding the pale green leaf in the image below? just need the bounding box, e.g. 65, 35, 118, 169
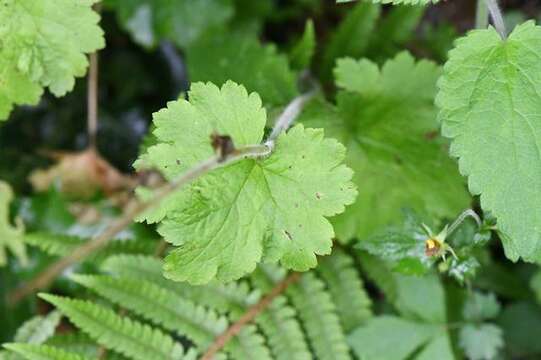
0, 0, 104, 120
416, 333, 454, 360
0, 181, 26, 266
137, 81, 356, 284
459, 324, 504, 360
437, 21, 541, 262
13, 311, 61, 344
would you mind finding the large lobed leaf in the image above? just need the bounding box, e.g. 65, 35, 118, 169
0, 0, 104, 120
437, 21, 541, 262
302, 52, 469, 242
137, 81, 356, 284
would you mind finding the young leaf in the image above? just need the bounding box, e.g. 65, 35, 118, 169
302, 53, 469, 241
137, 81, 356, 284
104, 0, 233, 48
356, 210, 434, 275
0, 181, 27, 266
0, 0, 104, 120
289, 19, 316, 71
459, 324, 504, 360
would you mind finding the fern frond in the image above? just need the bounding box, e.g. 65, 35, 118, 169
228, 325, 273, 360
25, 233, 154, 263
317, 249, 372, 331
45, 333, 98, 358
39, 294, 189, 360
3, 343, 90, 360
251, 267, 311, 360
101, 255, 259, 313
13, 311, 61, 344
287, 273, 351, 360
71, 274, 227, 348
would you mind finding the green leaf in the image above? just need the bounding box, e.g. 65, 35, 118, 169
356, 210, 434, 275
498, 302, 541, 357
0, 181, 26, 266
393, 273, 446, 323
39, 294, 188, 360
436, 21, 541, 262
303, 52, 469, 241
416, 333, 454, 360
187, 32, 298, 108
105, 0, 233, 48
463, 292, 501, 322
459, 324, 504, 360
137, 81, 356, 284
3, 344, 90, 360
289, 19, 316, 71
347, 316, 439, 360
0, 0, 104, 120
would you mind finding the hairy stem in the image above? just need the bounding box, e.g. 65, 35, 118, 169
266, 90, 316, 146
475, 0, 489, 29
7, 145, 270, 305
201, 273, 301, 360
447, 209, 482, 236
486, 0, 506, 39
87, 52, 98, 150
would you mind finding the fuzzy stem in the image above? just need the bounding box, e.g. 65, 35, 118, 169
486, 0, 506, 39
201, 273, 300, 360
475, 0, 489, 29
447, 209, 482, 236
266, 90, 316, 146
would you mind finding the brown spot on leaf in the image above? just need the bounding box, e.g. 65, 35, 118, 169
284, 230, 293, 240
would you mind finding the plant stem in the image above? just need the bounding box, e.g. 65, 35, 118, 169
87, 52, 98, 150
447, 209, 482, 236
201, 273, 300, 360
7, 145, 271, 305
266, 90, 316, 146
486, 0, 506, 39
475, 0, 489, 29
